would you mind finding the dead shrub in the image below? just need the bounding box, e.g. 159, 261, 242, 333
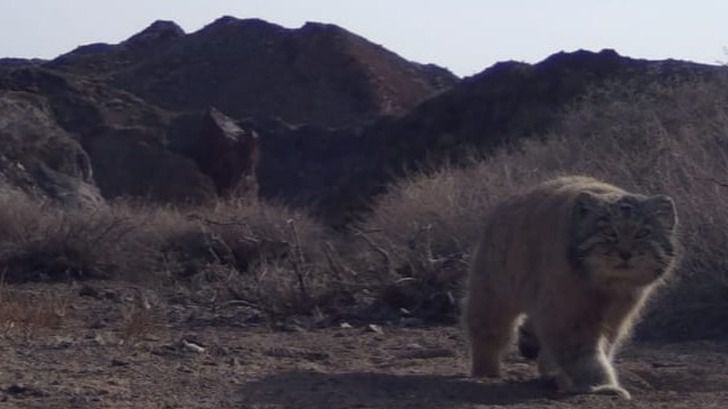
183, 199, 349, 319
193, 198, 328, 270
0, 192, 138, 282
118, 198, 353, 320
0, 189, 352, 321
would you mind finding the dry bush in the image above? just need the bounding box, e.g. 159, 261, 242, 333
103, 197, 349, 319
360, 75, 728, 337
194, 198, 329, 271
181, 199, 350, 319
0, 190, 348, 321
7, 189, 355, 325
112, 202, 217, 281
0, 192, 139, 282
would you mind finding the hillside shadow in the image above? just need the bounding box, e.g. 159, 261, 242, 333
235, 371, 553, 408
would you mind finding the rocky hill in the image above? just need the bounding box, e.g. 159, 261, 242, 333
0, 17, 456, 206
48, 17, 456, 127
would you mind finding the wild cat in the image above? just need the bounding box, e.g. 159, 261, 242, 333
462, 176, 678, 399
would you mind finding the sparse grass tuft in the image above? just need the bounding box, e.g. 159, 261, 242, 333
120, 289, 162, 341
0, 283, 68, 337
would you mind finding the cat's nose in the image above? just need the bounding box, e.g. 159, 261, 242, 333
619, 250, 633, 261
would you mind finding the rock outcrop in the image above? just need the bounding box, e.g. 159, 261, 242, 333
0, 17, 456, 208
0, 89, 103, 208
168, 108, 258, 196
0, 66, 217, 204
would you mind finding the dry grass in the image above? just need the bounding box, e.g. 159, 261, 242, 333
119, 289, 163, 341
0, 190, 349, 323
0, 283, 68, 337
174, 199, 345, 320
0, 192, 139, 282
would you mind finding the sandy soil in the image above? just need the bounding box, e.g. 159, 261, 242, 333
1, 282, 727, 409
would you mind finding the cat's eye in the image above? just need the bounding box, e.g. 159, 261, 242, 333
635, 228, 651, 239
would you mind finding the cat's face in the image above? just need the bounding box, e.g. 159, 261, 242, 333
570, 192, 678, 288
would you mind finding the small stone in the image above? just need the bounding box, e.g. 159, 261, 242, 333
110, 358, 129, 367
5, 384, 28, 395
79, 285, 100, 298
367, 324, 384, 334
89, 319, 108, 329
181, 339, 206, 353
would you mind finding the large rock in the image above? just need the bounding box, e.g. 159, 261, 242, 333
0, 67, 219, 204
30, 163, 105, 209
168, 108, 258, 196
0, 90, 103, 208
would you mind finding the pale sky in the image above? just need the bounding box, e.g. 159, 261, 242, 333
2, 0, 727, 76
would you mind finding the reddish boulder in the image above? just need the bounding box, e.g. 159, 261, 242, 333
168, 108, 258, 196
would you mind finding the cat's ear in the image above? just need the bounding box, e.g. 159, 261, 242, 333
574, 192, 605, 218
644, 195, 677, 230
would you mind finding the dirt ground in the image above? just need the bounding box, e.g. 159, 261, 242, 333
1, 282, 727, 409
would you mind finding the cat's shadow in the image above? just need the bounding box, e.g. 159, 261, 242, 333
234, 371, 554, 408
